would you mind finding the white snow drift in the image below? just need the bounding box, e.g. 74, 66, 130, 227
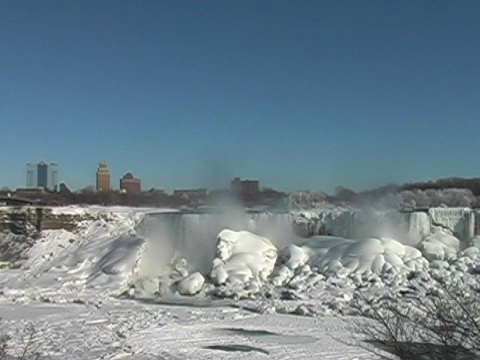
276, 236, 427, 279
418, 231, 460, 261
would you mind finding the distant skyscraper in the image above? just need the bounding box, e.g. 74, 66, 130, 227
37, 161, 48, 188
96, 162, 111, 191
26, 163, 37, 188
26, 161, 58, 191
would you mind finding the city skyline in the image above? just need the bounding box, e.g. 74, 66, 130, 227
1, 1, 479, 193
24, 160, 147, 192
18, 159, 265, 195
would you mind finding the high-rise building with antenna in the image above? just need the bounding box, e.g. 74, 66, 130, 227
96, 162, 111, 191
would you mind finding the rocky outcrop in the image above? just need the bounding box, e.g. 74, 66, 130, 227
0, 207, 96, 235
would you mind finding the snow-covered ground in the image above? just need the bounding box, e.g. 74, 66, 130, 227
0, 300, 373, 359
1, 205, 479, 359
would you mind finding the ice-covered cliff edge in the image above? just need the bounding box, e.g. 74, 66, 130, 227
293, 207, 479, 244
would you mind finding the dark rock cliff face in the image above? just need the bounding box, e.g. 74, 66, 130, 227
0, 233, 30, 268
0, 207, 96, 235
0, 207, 98, 268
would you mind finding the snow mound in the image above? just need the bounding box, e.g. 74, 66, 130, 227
6, 215, 150, 298
33, 223, 144, 293
210, 230, 277, 286
418, 231, 460, 261
276, 236, 427, 280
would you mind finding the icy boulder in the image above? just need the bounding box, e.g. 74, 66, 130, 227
418, 231, 460, 261
177, 272, 205, 295
460, 246, 480, 260
210, 230, 277, 286
469, 236, 480, 249
460, 235, 480, 260
277, 236, 427, 277
278, 244, 310, 270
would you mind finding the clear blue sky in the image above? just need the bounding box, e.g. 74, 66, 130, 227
1, 1, 479, 193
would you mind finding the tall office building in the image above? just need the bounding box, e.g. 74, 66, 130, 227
26, 163, 37, 188
37, 161, 49, 188
96, 162, 111, 191
26, 161, 58, 191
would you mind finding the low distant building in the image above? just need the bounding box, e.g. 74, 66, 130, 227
231, 177, 260, 199
173, 188, 208, 199
14, 187, 45, 203
96, 162, 111, 191
15, 187, 46, 197
120, 172, 141, 194
0, 196, 34, 206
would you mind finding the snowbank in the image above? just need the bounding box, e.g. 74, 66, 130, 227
275, 236, 427, 281
1, 211, 150, 299
25, 221, 144, 294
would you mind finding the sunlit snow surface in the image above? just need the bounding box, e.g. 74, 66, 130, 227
0, 301, 372, 359
1, 206, 479, 359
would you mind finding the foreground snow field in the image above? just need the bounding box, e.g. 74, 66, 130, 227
1, 205, 479, 359
0, 301, 372, 359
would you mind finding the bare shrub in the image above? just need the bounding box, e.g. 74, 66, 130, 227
0, 322, 42, 360
0, 333, 9, 360
348, 273, 480, 360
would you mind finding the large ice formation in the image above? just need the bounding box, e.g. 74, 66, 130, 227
210, 229, 277, 286
418, 231, 460, 261
2, 206, 479, 304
